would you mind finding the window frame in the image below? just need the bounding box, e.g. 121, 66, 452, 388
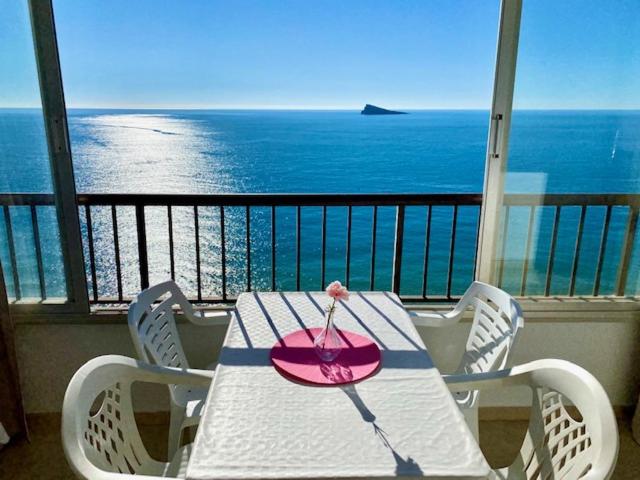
476, 0, 522, 284
14, 0, 523, 312
9, 0, 90, 314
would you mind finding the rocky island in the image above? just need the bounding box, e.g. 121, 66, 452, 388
361, 104, 407, 115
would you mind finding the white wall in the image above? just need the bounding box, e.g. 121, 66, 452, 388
15, 322, 227, 413
14, 313, 640, 414
419, 320, 640, 407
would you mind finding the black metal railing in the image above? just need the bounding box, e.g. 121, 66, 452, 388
0, 193, 55, 302
499, 194, 639, 297
0, 192, 638, 304
77, 193, 483, 304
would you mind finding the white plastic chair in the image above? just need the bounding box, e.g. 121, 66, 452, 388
62, 355, 215, 480
410, 281, 524, 438
128, 280, 230, 456
445, 359, 619, 480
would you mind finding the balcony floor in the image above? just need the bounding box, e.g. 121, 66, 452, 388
1, 413, 638, 479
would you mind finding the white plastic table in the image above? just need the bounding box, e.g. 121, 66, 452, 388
186, 291, 490, 480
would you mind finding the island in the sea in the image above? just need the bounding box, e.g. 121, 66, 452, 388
361, 104, 408, 115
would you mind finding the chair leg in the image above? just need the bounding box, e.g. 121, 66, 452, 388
462, 405, 480, 442
168, 402, 186, 458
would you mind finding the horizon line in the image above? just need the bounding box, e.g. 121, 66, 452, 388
2, 106, 640, 112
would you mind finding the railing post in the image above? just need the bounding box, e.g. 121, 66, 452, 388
111, 205, 123, 301
220, 206, 227, 301
135, 204, 149, 291
615, 206, 638, 296
295, 206, 301, 291
3, 207, 21, 301
245, 206, 251, 291
544, 206, 561, 297
392, 205, 405, 294
85, 205, 98, 302
321, 206, 327, 289
345, 206, 352, 289
446, 205, 459, 299
519, 206, 535, 296
271, 206, 276, 291
370, 206, 378, 290
593, 206, 612, 296
31, 205, 47, 300
568, 205, 587, 296
194, 206, 202, 301
168, 206, 175, 281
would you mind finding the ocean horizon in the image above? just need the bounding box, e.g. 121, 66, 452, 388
1, 108, 638, 299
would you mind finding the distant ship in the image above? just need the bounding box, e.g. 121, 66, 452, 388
361, 104, 407, 115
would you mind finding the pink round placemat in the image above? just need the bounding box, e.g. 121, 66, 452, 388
270, 328, 381, 386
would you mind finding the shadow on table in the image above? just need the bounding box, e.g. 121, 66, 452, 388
229, 292, 435, 370
341, 384, 424, 476
221, 346, 433, 369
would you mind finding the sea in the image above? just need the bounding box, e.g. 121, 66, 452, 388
0, 109, 639, 300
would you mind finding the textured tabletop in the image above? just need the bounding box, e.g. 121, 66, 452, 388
186, 291, 490, 480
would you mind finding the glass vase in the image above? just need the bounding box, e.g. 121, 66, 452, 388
313, 305, 344, 362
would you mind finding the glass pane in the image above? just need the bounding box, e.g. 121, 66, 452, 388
53, 0, 500, 299
0, 0, 67, 300
497, 0, 640, 297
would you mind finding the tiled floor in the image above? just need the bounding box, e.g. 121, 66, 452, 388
1, 414, 638, 479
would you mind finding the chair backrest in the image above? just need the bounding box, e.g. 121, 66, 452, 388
450, 282, 523, 409
455, 281, 524, 376
515, 360, 618, 480
445, 359, 618, 480
128, 280, 191, 372
61, 356, 166, 480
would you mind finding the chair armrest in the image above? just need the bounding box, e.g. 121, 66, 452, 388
409, 310, 462, 328
444, 370, 511, 393
444, 365, 534, 393
154, 365, 216, 387
185, 309, 232, 327
93, 471, 170, 480
445, 359, 596, 394
91, 355, 216, 388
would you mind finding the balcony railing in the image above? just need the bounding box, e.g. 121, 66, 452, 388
499, 194, 639, 297
76, 193, 483, 304
0, 192, 638, 305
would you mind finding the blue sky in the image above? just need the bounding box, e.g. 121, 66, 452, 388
1, 0, 638, 109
